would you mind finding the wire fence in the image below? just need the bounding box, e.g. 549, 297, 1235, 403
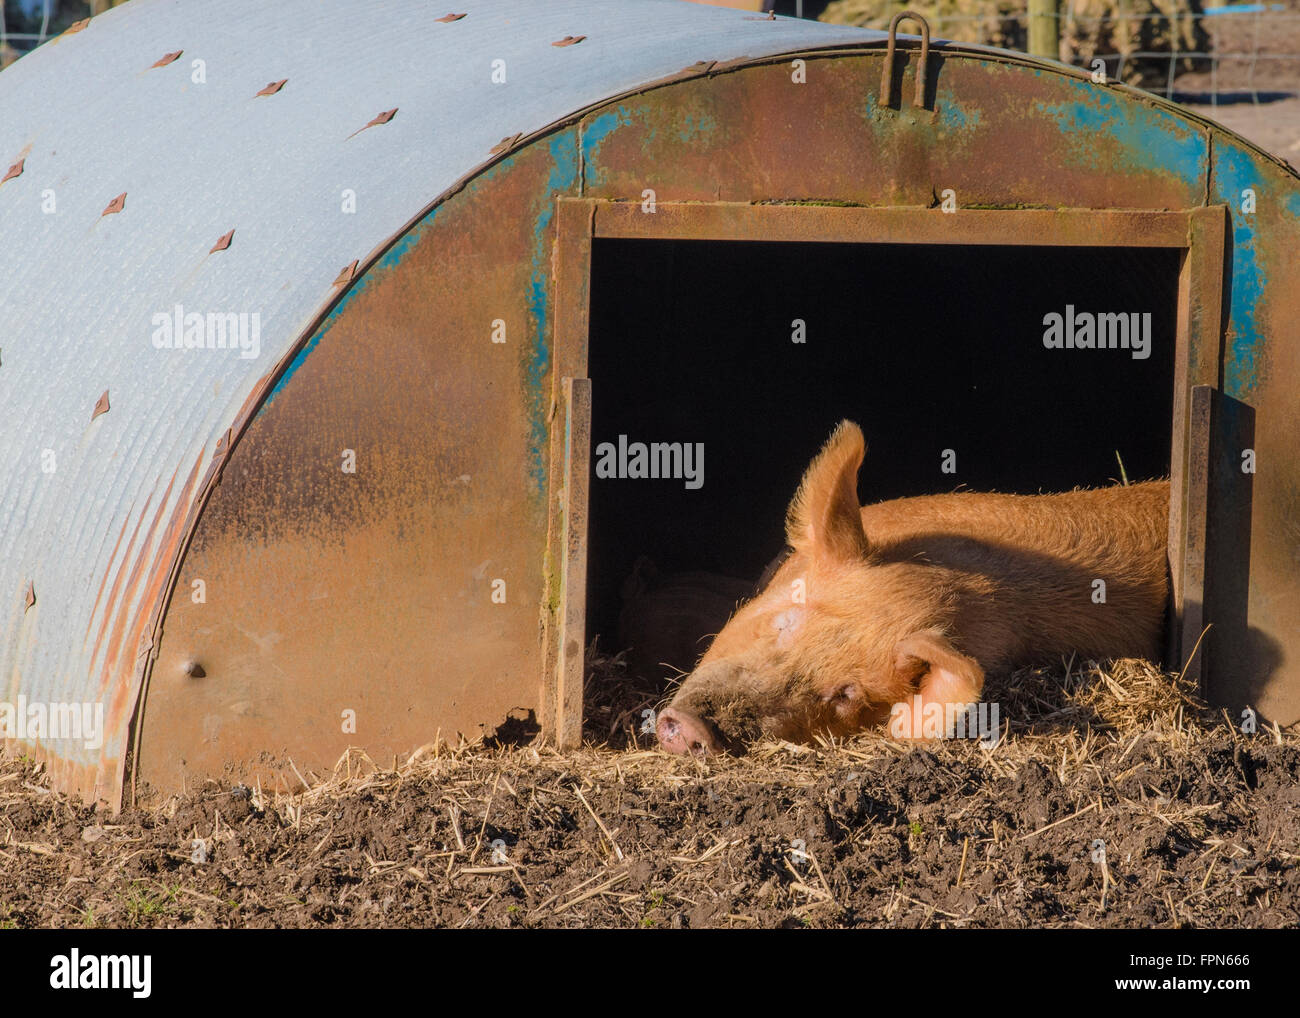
0, 0, 57, 61
912, 1, 1300, 105
800, 0, 1300, 106
0, 1, 120, 66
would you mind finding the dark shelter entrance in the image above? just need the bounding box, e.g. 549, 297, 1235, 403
584, 238, 1181, 678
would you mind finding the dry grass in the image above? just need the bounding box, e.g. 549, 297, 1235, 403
1, 654, 1296, 928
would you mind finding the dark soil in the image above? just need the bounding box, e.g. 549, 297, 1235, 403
1, 659, 1296, 929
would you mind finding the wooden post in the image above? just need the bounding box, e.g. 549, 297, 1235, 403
554, 376, 591, 750
1028, 0, 1060, 60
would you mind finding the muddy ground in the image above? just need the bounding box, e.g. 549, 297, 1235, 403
1, 657, 1296, 929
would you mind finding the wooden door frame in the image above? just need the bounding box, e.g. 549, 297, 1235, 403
541, 198, 1228, 746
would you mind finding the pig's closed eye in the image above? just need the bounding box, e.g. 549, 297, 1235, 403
821, 683, 860, 704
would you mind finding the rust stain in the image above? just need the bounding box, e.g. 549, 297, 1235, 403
102, 193, 126, 217
85, 514, 131, 643
10, 748, 110, 807
435, 12, 467, 22
255, 79, 287, 97
552, 35, 586, 47
91, 390, 110, 421
150, 50, 183, 69
101, 459, 203, 807
95, 462, 197, 721
210, 229, 235, 253
348, 108, 398, 139
87, 492, 155, 674
23, 581, 34, 612
1, 158, 23, 184
491, 133, 522, 155
332, 260, 359, 288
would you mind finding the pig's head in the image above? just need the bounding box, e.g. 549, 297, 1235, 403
656, 420, 984, 756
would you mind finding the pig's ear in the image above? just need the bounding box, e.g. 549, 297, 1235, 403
893, 630, 985, 709
784, 420, 869, 562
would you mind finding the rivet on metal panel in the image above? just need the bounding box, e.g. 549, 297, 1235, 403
1, 157, 23, 184
150, 51, 183, 69
24, 581, 35, 611
210, 229, 234, 253
552, 35, 586, 47
102, 193, 126, 216
332, 260, 359, 287
435, 12, 467, 23
63, 18, 89, 35
91, 390, 110, 421
491, 133, 522, 155
879, 11, 932, 111
184, 660, 206, 679
348, 109, 398, 139
255, 79, 287, 97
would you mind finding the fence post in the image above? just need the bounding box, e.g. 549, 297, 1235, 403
1028, 0, 1060, 60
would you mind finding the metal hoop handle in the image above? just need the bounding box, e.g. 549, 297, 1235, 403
879, 11, 931, 110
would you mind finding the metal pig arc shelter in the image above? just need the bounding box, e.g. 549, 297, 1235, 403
1, 0, 1297, 807
544, 200, 1231, 746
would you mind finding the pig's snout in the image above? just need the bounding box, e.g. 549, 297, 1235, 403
656, 706, 721, 756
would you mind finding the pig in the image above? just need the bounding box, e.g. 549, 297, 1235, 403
617, 557, 756, 682
656, 420, 1170, 755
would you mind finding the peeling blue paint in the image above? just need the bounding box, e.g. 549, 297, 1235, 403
1035, 84, 1206, 184
523, 129, 581, 495
677, 110, 718, 144
260, 219, 433, 413
580, 106, 629, 170
1212, 141, 1267, 395
938, 99, 981, 133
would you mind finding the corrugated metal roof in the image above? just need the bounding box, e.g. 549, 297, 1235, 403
0, 0, 884, 798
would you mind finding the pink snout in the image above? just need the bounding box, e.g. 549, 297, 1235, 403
656, 706, 721, 756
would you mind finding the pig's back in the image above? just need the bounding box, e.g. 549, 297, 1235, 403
860, 481, 1170, 664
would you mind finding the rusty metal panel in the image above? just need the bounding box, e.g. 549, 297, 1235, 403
0, 0, 885, 802
1206, 131, 1300, 726
577, 53, 1211, 211
138, 136, 582, 794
